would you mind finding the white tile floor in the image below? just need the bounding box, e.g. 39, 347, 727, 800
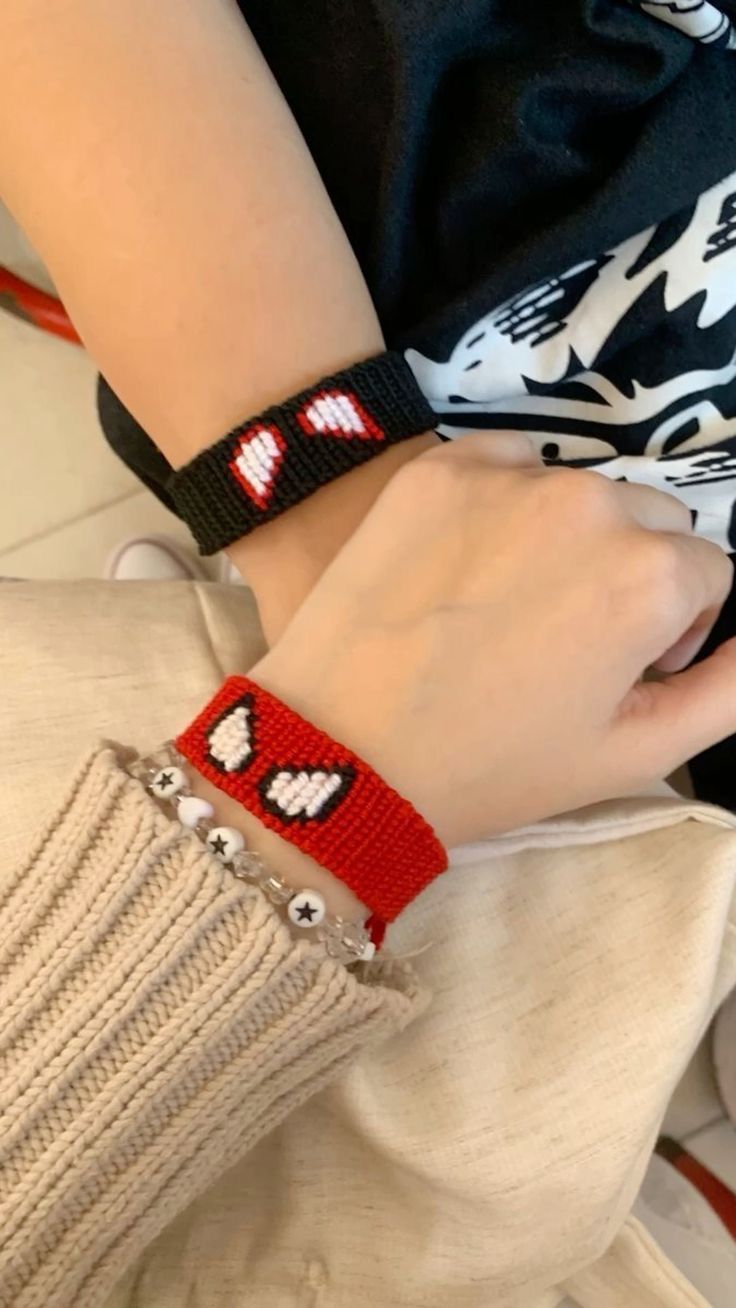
2, 206, 736, 1195
0, 204, 195, 580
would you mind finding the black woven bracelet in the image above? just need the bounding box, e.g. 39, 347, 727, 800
168, 351, 436, 554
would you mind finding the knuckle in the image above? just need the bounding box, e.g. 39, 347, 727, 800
637, 534, 683, 594
396, 449, 469, 502
665, 492, 694, 533
540, 467, 618, 521
573, 469, 620, 515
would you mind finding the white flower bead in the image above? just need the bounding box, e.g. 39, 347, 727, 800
287, 890, 327, 929
177, 796, 215, 829
206, 826, 245, 862
150, 766, 188, 797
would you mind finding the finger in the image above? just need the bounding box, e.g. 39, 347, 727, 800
651, 539, 731, 674
433, 430, 543, 469
646, 532, 733, 648
616, 637, 736, 777
614, 482, 694, 535
652, 605, 722, 674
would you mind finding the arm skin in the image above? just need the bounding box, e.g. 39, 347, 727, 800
0, 0, 436, 640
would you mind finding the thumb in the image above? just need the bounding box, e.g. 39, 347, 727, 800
618, 637, 736, 778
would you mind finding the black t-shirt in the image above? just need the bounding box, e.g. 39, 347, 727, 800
103, 1, 736, 477
103, 0, 736, 492
98, 1, 736, 803
240, 0, 736, 355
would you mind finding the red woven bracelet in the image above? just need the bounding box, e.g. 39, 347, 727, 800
175, 676, 447, 927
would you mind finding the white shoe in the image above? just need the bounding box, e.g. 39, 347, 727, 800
216, 553, 246, 586
104, 534, 205, 582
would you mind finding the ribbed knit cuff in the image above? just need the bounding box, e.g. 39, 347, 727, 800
0, 747, 423, 1308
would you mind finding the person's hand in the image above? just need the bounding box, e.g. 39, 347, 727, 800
249, 432, 736, 848
229, 432, 439, 643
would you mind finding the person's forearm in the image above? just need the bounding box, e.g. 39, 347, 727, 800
0, 0, 435, 636
0, 0, 382, 451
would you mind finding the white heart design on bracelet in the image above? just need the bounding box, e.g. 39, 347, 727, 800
229, 424, 286, 508
206, 696, 255, 773
259, 764, 355, 823
177, 796, 215, 829
297, 390, 384, 441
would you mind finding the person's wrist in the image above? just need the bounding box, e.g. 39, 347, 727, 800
246, 637, 437, 846
228, 431, 439, 643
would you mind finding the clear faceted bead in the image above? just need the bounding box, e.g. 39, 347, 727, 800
262, 874, 293, 906
127, 757, 152, 784
242, 851, 266, 881
231, 851, 260, 881
316, 918, 340, 943
316, 919, 345, 958
341, 923, 371, 959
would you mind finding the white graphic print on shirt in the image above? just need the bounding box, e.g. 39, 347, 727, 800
406, 169, 736, 550
637, 0, 736, 49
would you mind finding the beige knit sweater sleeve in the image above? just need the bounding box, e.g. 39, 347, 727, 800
0, 746, 423, 1308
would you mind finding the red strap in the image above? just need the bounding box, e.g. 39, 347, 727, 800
176, 676, 447, 922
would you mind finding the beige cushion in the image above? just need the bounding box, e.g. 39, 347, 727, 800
2, 579, 735, 1308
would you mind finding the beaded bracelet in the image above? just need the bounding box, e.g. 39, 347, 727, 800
168, 351, 436, 554
128, 743, 376, 965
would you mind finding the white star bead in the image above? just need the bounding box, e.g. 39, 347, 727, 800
206, 826, 245, 862
177, 796, 215, 829
287, 890, 327, 929
150, 766, 188, 797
